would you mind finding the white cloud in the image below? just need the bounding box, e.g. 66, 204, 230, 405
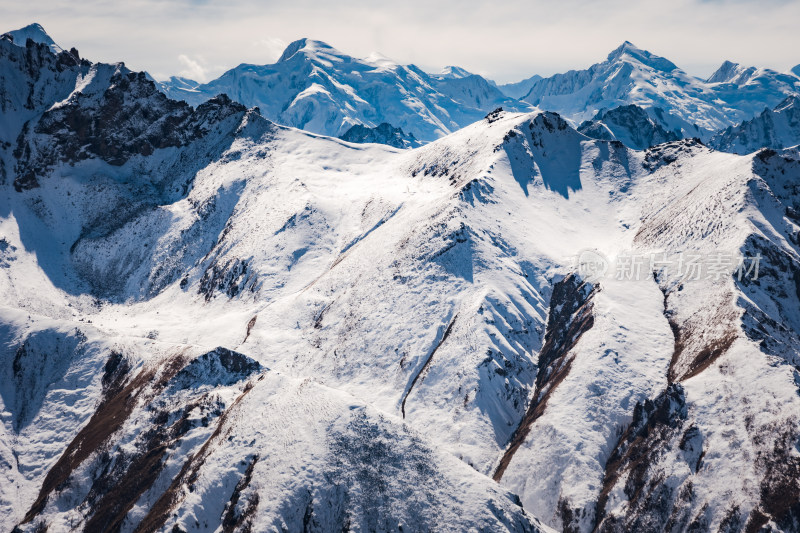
177, 54, 209, 81
252, 37, 287, 62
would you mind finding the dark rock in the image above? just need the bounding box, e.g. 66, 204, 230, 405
339, 122, 420, 149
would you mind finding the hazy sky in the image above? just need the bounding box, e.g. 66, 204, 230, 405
3, 0, 799, 83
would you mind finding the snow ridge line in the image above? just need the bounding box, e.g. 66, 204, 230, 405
400, 314, 459, 418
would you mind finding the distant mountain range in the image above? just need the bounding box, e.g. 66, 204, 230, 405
157, 37, 800, 151
519, 41, 800, 137
8, 23, 800, 153
158, 38, 530, 141
711, 95, 800, 154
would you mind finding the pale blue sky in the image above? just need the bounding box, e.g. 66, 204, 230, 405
2, 0, 798, 83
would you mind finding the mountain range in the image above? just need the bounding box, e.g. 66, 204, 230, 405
158, 38, 530, 142
711, 95, 800, 154
156, 37, 800, 152
1, 22, 800, 533
520, 41, 800, 137
9, 23, 800, 154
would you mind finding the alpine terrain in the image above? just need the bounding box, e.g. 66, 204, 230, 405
519, 41, 800, 140
1, 23, 800, 533
158, 38, 530, 142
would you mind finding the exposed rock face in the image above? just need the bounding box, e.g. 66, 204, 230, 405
339, 122, 421, 149
7, 41, 247, 191
594, 384, 690, 532
494, 273, 597, 483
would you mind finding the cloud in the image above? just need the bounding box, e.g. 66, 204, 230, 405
3, 0, 799, 84
252, 37, 287, 62
177, 54, 209, 81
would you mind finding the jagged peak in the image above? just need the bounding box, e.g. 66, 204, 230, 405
707, 60, 745, 83
791, 64, 800, 79
3, 22, 63, 54
774, 94, 800, 113
608, 40, 640, 57
277, 38, 343, 63
607, 41, 677, 72
438, 65, 473, 79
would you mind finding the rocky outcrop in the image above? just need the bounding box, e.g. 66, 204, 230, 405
594, 384, 690, 532
13, 69, 246, 189
577, 105, 681, 150
494, 274, 597, 482
339, 122, 420, 148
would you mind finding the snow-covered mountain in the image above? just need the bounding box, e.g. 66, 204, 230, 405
158, 38, 530, 142
521, 41, 800, 137
3, 23, 800, 533
498, 74, 544, 99
2, 22, 63, 54
707, 60, 755, 84
711, 95, 800, 154
160, 75, 201, 93
0, 28, 553, 533
436, 65, 474, 79
577, 104, 682, 150
339, 122, 421, 149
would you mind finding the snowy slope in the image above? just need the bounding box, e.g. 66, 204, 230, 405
158, 38, 531, 142
495, 137, 800, 531
521, 41, 800, 136
711, 95, 800, 154
2, 24, 800, 533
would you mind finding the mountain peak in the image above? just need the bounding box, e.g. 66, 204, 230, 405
3, 22, 63, 54
774, 94, 800, 112
363, 51, 398, 69
607, 41, 677, 72
707, 60, 742, 83
438, 65, 474, 79
277, 38, 342, 62
607, 41, 643, 60
791, 64, 800, 79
